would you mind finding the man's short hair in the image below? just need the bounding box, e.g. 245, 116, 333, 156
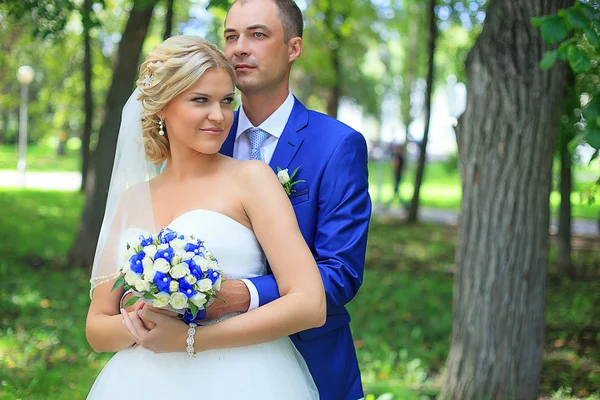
233, 0, 303, 42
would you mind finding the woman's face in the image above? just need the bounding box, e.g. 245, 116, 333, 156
161, 67, 235, 156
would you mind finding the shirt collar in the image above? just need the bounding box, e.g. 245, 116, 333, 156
235, 92, 295, 140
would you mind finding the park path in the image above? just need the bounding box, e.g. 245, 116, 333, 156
1, 170, 598, 237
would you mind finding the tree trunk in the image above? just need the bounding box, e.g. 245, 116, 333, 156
557, 125, 574, 278
81, 0, 94, 192
407, 0, 436, 223
68, 0, 157, 269
164, 0, 175, 39
401, 11, 419, 144
442, 0, 570, 399
327, 52, 341, 119
557, 69, 576, 278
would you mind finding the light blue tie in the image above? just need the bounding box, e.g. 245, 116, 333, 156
244, 127, 271, 161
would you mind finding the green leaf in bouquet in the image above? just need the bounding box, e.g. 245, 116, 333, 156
111, 275, 125, 291
189, 302, 199, 318
577, 2, 597, 21
124, 296, 139, 308
143, 292, 157, 300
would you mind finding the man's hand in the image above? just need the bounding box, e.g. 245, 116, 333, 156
203, 279, 250, 321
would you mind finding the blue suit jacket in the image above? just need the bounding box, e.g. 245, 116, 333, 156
220, 98, 371, 400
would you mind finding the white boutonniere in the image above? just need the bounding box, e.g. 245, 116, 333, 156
277, 166, 306, 195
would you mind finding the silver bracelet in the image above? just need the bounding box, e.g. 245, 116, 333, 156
186, 322, 197, 359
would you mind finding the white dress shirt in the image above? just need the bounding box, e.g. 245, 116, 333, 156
234, 92, 295, 312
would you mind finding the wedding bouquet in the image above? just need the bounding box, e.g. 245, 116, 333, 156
112, 227, 223, 323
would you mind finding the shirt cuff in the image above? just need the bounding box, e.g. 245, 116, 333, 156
240, 278, 259, 312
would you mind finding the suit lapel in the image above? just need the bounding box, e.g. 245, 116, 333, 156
220, 109, 239, 157
268, 97, 308, 173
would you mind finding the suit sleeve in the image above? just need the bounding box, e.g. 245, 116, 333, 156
247, 131, 371, 309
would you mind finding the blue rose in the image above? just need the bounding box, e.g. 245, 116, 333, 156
129, 251, 146, 274
158, 228, 178, 244
178, 278, 196, 298
153, 271, 172, 292
206, 269, 220, 285
138, 234, 154, 247
154, 246, 174, 263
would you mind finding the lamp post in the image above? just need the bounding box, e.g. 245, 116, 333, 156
17, 65, 35, 186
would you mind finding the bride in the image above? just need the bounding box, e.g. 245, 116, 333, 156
85, 36, 324, 399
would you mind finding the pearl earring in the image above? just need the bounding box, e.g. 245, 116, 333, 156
159, 118, 165, 136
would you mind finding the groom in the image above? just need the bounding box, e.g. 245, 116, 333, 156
214, 0, 372, 398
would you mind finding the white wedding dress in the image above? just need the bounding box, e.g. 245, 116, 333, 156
87, 209, 318, 399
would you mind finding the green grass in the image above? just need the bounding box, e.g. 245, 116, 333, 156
0, 144, 80, 172
0, 190, 599, 399
369, 161, 600, 221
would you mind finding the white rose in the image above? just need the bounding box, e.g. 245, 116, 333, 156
190, 292, 207, 308
142, 255, 153, 272
197, 278, 212, 292
182, 252, 195, 261
124, 271, 140, 286
154, 258, 171, 273
157, 244, 169, 251
169, 280, 179, 293
152, 292, 170, 308
134, 278, 151, 293
121, 261, 131, 273
212, 277, 222, 291
169, 292, 188, 309
143, 245, 157, 259
208, 260, 219, 270
170, 255, 182, 266
193, 256, 209, 272
170, 238, 187, 252
123, 246, 137, 262
277, 168, 290, 184
170, 263, 190, 280
185, 274, 197, 285
143, 265, 157, 282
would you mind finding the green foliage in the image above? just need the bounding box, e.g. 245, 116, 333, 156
533, 1, 600, 151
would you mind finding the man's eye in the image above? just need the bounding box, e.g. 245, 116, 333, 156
254, 32, 264, 38
226, 35, 237, 41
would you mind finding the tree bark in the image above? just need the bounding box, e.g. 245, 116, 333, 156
68, 0, 156, 269
407, 0, 436, 222
163, 0, 174, 39
442, 1, 570, 399
81, 0, 94, 192
557, 69, 576, 278
401, 10, 419, 144
557, 125, 574, 278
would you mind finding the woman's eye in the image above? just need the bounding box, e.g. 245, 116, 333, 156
193, 97, 208, 103
222, 97, 235, 104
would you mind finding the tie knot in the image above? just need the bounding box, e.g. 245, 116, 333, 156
244, 127, 271, 150
244, 127, 271, 161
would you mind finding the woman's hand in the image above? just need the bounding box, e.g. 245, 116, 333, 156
121, 303, 188, 354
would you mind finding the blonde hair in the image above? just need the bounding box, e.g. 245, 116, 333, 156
136, 36, 236, 164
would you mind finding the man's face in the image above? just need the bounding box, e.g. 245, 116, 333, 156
224, 0, 292, 94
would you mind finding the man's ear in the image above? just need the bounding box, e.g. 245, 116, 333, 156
288, 37, 303, 62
